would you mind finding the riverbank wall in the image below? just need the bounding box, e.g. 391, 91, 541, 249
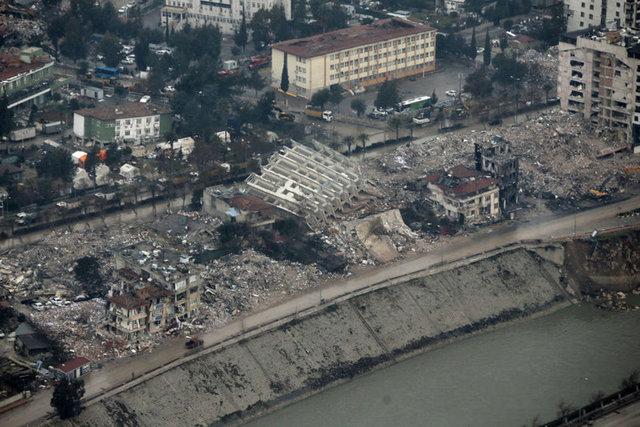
62, 245, 570, 426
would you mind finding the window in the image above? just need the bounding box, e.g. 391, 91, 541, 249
589, 13, 593, 19
589, 4, 593, 9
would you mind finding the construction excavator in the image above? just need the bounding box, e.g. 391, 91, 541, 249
589, 174, 616, 199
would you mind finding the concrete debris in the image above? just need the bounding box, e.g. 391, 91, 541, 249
369, 109, 628, 210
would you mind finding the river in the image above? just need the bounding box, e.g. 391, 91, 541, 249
248, 302, 640, 426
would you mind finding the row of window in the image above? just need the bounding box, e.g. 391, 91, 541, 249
330, 51, 434, 71
118, 117, 160, 126
327, 32, 434, 61
329, 61, 434, 82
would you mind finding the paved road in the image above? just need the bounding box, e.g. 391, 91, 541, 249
3, 195, 640, 426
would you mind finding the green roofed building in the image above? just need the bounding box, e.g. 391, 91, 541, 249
73, 103, 172, 145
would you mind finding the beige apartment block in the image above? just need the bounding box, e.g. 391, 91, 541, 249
558, 27, 640, 149
271, 18, 436, 97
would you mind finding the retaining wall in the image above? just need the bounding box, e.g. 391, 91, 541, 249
62, 247, 569, 426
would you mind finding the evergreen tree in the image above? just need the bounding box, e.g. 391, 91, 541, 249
483, 29, 492, 67
469, 27, 477, 59
0, 95, 13, 136
234, 9, 248, 52
280, 55, 289, 92
50, 378, 85, 419
431, 89, 438, 105
374, 80, 400, 110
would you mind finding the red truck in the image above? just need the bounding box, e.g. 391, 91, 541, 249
185, 338, 204, 349
248, 55, 271, 71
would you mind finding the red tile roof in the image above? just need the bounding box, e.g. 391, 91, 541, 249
272, 18, 434, 58
227, 195, 275, 215
425, 165, 500, 197
54, 356, 91, 373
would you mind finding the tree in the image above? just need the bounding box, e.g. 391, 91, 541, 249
350, 99, 366, 117
492, 53, 526, 87
234, 9, 248, 52
374, 80, 400, 110
0, 95, 13, 137
248, 69, 266, 96
51, 378, 85, 419
542, 81, 554, 102
469, 27, 477, 59
431, 89, 438, 105
464, 68, 493, 98
343, 135, 354, 154
83, 145, 101, 185
388, 116, 402, 141
280, 56, 289, 93
36, 148, 74, 182
311, 88, 331, 109
134, 32, 151, 71
483, 29, 492, 67
619, 370, 639, 390
99, 32, 122, 68
328, 85, 343, 108
74, 256, 105, 297
357, 132, 369, 152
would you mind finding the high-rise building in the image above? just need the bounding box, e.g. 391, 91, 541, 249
558, 27, 640, 150
565, 0, 640, 32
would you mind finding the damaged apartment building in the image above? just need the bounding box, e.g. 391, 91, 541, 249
474, 136, 519, 214
244, 140, 365, 229
202, 186, 278, 229
107, 242, 202, 339
422, 165, 501, 223
558, 26, 640, 150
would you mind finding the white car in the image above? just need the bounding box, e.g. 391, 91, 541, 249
122, 58, 134, 65
50, 297, 64, 306
445, 90, 458, 97
32, 302, 45, 311
163, 85, 175, 93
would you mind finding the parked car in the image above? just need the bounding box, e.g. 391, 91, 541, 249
32, 302, 45, 311
445, 89, 458, 97
185, 338, 204, 349
50, 297, 64, 306
367, 108, 388, 120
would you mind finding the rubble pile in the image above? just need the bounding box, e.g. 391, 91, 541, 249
0, 15, 46, 45
591, 289, 639, 311
583, 232, 640, 276
518, 47, 558, 81
368, 110, 626, 208
29, 300, 108, 361
0, 227, 152, 300
200, 249, 337, 320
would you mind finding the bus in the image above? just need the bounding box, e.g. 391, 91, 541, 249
93, 66, 120, 80
396, 95, 431, 112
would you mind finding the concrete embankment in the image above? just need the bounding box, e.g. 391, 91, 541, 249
62, 246, 570, 426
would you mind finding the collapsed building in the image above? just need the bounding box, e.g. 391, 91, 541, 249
202, 186, 278, 229
422, 165, 501, 224
245, 140, 365, 229
107, 242, 203, 339
474, 136, 520, 214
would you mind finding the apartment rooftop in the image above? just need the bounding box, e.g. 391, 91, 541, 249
561, 26, 640, 57
118, 241, 200, 284
0, 53, 53, 83
74, 103, 169, 121
272, 18, 434, 58
425, 165, 500, 197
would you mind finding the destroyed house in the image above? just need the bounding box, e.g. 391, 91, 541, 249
109, 242, 203, 337
203, 187, 278, 228
424, 165, 501, 223
245, 140, 364, 229
14, 322, 51, 357
474, 136, 519, 212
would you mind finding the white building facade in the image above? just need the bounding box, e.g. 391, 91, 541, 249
161, 0, 291, 34
558, 27, 640, 150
